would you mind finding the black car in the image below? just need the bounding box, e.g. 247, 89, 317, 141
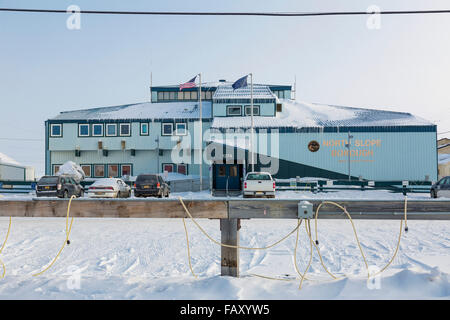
430, 176, 450, 198
36, 175, 84, 198
134, 174, 170, 198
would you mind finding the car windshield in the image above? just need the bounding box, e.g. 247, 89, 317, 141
246, 173, 271, 180
137, 175, 158, 183
39, 176, 59, 184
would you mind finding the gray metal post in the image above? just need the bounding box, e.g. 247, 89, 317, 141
220, 218, 240, 277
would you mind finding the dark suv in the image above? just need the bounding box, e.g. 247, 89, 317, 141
36, 175, 84, 198
134, 174, 170, 198
430, 176, 450, 198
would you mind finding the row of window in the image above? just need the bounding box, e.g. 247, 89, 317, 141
272, 90, 289, 99
156, 90, 214, 102
226, 105, 260, 116
50, 122, 188, 138
53, 164, 133, 178
52, 163, 188, 177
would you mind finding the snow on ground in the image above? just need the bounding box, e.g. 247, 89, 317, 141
0, 215, 449, 299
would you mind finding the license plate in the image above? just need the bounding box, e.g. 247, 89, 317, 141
96, 192, 105, 195
256, 192, 264, 195
45, 186, 50, 190
143, 186, 150, 189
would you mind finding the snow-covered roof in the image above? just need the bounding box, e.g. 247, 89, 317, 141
213, 84, 276, 100
51, 101, 212, 121
211, 99, 434, 129
0, 152, 21, 166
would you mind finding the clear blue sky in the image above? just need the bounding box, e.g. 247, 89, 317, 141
1, 0, 449, 176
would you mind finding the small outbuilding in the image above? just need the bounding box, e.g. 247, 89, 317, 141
0, 152, 35, 181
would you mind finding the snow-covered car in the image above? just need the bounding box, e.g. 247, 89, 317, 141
87, 178, 131, 198
430, 176, 450, 198
243, 172, 276, 198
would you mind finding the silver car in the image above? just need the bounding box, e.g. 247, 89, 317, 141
88, 178, 131, 198
430, 176, 450, 198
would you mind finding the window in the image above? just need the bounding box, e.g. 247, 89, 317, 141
92, 124, 103, 137
278, 90, 285, 99
175, 123, 187, 135
178, 92, 184, 100
162, 123, 173, 135
119, 123, 131, 136
78, 124, 90, 137
227, 105, 242, 116
81, 165, 91, 178
140, 123, 149, 136
158, 91, 164, 101
169, 92, 176, 100
163, 164, 174, 173
184, 91, 191, 100
50, 124, 62, 137
106, 123, 117, 136
276, 103, 282, 112
94, 165, 105, 177
177, 164, 187, 175
108, 164, 119, 178
121, 164, 132, 176
53, 165, 61, 175
201, 91, 206, 100
218, 166, 226, 176
191, 91, 198, 100
244, 105, 260, 116
163, 92, 170, 100
205, 91, 212, 100
229, 165, 238, 177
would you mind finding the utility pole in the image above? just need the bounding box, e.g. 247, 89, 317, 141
250, 73, 254, 172
346, 131, 353, 181
198, 73, 203, 191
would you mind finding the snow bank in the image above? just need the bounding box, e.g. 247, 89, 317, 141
56, 161, 85, 181
0, 217, 448, 299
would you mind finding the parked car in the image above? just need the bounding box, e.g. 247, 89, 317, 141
36, 175, 84, 198
243, 172, 276, 198
430, 176, 450, 198
134, 174, 170, 198
87, 178, 131, 198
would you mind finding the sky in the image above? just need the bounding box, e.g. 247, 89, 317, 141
0, 0, 449, 176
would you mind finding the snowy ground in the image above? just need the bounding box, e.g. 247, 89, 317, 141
0, 215, 449, 299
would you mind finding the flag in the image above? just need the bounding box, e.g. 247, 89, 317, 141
180, 76, 197, 91
232, 75, 248, 90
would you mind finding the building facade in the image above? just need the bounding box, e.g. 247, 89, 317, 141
45, 80, 438, 189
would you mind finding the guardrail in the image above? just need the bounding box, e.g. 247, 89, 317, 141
0, 179, 434, 195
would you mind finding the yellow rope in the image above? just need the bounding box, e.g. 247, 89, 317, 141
0, 217, 12, 279
182, 217, 198, 278
33, 195, 75, 277
299, 220, 313, 289
178, 197, 302, 250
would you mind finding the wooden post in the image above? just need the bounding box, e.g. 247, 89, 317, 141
220, 218, 240, 277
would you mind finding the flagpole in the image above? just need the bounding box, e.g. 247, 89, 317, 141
198, 73, 202, 191
250, 73, 254, 172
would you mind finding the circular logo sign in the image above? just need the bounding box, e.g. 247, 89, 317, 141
308, 140, 320, 152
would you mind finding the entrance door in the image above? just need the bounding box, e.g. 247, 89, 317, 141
214, 164, 241, 190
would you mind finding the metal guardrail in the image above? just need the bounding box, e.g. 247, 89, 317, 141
0, 179, 434, 195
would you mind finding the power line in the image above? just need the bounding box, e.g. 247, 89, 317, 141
1, 8, 450, 17
0, 138, 43, 142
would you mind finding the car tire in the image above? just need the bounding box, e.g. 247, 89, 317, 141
117, 191, 121, 198
63, 190, 69, 198
431, 190, 437, 198
79, 190, 84, 198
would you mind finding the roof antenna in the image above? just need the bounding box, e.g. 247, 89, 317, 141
150, 71, 153, 103
293, 75, 297, 100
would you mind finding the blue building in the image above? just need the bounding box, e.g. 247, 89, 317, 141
45, 79, 437, 191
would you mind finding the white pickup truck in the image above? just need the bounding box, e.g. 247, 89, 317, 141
243, 172, 276, 198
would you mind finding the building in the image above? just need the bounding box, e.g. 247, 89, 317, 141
0, 152, 35, 181
45, 79, 438, 191
438, 138, 450, 179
